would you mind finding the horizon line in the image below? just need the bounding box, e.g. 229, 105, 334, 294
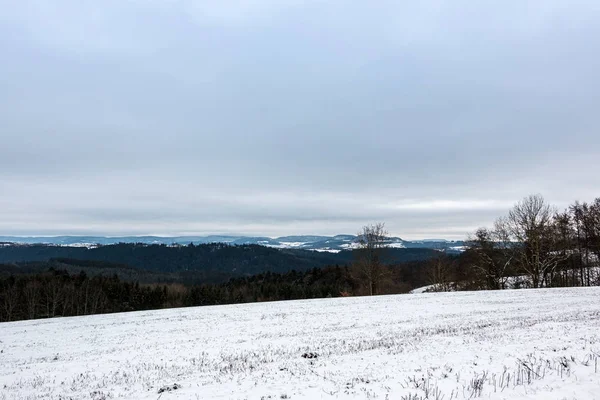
0, 233, 464, 242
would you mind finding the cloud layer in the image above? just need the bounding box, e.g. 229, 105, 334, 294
1, 1, 599, 239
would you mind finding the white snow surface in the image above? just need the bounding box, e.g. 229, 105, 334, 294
386, 242, 406, 249
448, 246, 468, 252
409, 284, 437, 294
278, 242, 308, 248
313, 249, 341, 253
1, 288, 600, 399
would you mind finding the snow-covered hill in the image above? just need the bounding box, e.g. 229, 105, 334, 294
0, 235, 466, 252
1, 287, 599, 399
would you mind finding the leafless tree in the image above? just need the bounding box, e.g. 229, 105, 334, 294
552, 210, 573, 286
504, 194, 566, 288
570, 201, 588, 285
43, 277, 62, 317
23, 280, 40, 319
61, 282, 75, 316
1, 281, 19, 322
353, 223, 390, 295
426, 255, 453, 292
570, 199, 600, 286
581, 199, 600, 266
467, 221, 513, 290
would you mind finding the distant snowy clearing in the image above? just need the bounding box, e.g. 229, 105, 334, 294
1, 288, 600, 399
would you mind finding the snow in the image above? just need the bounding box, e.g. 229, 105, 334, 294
1, 288, 600, 399
448, 245, 468, 252
386, 242, 406, 248
278, 242, 308, 248
269, 242, 309, 249
409, 284, 437, 294
58, 243, 99, 249
339, 241, 405, 250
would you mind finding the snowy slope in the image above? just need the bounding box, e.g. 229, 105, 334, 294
1, 288, 599, 399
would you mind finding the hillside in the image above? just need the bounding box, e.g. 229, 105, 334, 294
1, 287, 599, 399
0, 243, 438, 283
0, 234, 465, 252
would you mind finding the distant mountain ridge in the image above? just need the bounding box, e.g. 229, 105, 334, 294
0, 234, 465, 253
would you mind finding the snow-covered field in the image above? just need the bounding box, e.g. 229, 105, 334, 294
1, 288, 600, 400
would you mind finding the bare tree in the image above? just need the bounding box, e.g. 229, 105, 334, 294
589, 199, 600, 264
43, 277, 63, 318
467, 221, 513, 290
568, 199, 600, 286
581, 199, 600, 273
1, 280, 19, 322
570, 201, 587, 286
353, 223, 390, 295
505, 194, 566, 288
23, 280, 40, 319
426, 255, 453, 292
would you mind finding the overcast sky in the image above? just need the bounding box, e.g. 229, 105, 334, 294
1, 1, 599, 239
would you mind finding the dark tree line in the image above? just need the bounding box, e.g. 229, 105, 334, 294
0, 259, 433, 322
0, 269, 168, 322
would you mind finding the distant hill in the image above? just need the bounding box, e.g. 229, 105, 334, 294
0, 243, 439, 284
0, 234, 465, 253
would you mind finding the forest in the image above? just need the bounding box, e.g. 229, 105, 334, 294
0, 260, 431, 322
0, 243, 437, 282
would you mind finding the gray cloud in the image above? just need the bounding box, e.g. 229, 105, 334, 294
1, 1, 599, 239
